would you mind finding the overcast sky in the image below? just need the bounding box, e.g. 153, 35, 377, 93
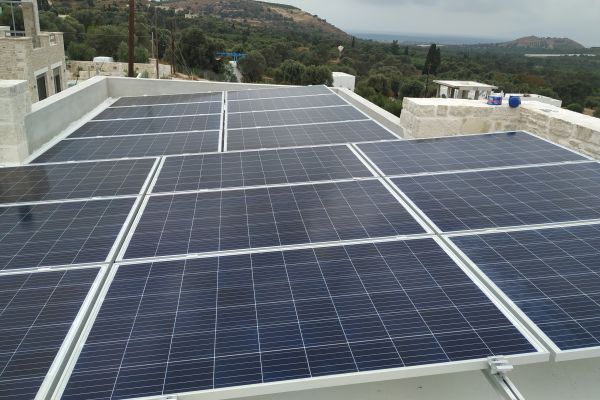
263, 0, 599, 46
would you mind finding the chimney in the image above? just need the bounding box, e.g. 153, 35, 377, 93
21, 0, 41, 38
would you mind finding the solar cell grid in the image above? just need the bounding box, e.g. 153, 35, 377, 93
111, 92, 223, 107
0, 267, 99, 400
227, 94, 347, 113
61, 239, 538, 400
357, 132, 587, 176
33, 131, 220, 163
227, 85, 331, 101
227, 105, 366, 130
0, 198, 135, 271
94, 102, 222, 120
152, 145, 373, 193
0, 158, 156, 204
69, 115, 221, 138
452, 224, 600, 352
227, 120, 397, 151
392, 162, 600, 233
123, 180, 426, 260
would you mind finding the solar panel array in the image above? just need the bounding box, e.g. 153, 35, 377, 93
451, 225, 600, 352
61, 240, 537, 400
9, 84, 598, 399
0, 267, 100, 399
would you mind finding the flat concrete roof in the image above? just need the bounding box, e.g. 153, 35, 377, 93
433, 80, 498, 89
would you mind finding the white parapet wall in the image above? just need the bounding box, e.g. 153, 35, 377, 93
400, 97, 600, 159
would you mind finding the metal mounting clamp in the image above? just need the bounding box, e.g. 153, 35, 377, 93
484, 356, 526, 400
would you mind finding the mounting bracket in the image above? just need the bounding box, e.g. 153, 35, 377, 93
484, 357, 526, 400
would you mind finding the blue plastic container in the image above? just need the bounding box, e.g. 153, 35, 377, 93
509, 95, 522, 108
487, 94, 502, 105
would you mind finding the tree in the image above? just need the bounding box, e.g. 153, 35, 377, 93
366, 74, 392, 96
86, 25, 127, 58
566, 103, 584, 113
594, 108, 600, 118
178, 27, 223, 71
423, 43, 441, 75
389, 40, 400, 55
134, 46, 149, 63
301, 65, 332, 86
116, 42, 128, 62
400, 80, 424, 98
275, 60, 306, 85
67, 42, 95, 61
238, 51, 267, 83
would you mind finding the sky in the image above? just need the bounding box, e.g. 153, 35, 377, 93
263, 0, 600, 47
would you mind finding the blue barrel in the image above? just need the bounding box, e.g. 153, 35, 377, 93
487, 94, 502, 105
509, 96, 522, 108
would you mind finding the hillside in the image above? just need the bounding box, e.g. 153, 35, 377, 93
500, 36, 585, 50
158, 0, 348, 38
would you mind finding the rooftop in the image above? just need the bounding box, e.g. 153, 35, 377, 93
0, 76, 599, 400
433, 80, 499, 90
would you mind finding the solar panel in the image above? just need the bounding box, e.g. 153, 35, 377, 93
451, 224, 600, 354
60, 239, 540, 400
227, 105, 366, 130
0, 198, 135, 271
111, 92, 223, 107
123, 180, 426, 260
152, 145, 374, 193
357, 132, 587, 176
227, 120, 397, 151
33, 131, 220, 163
69, 115, 221, 138
0, 267, 99, 400
94, 102, 222, 120
228, 85, 332, 101
0, 158, 156, 204
392, 162, 600, 233
227, 94, 347, 113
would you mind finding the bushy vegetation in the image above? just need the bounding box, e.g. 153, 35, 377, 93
4, 1, 599, 117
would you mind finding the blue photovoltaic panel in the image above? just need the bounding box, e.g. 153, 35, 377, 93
62, 239, 537, 400
33, 131, 220, 163
228, 85, 331, 101
69, 115, 221, 138
0, 198, 135, 271
152, 145, 373, 193
0, 158, 155, 204
452, 224, 600, 351
392, 162, 600, 232
124, 180, 425, 260
357, 132, 587, 176
94, 102, 222, 120
111, 92, 223, 107
227, 94, 347, 113
227, 105, 366, 130
0, 267, 99, 400
227, 120, 396, 151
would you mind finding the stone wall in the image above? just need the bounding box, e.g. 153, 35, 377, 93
68, 60, 172, 81
400, 97, 600, 159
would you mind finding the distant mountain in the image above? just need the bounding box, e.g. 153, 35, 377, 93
151, 0, 349, 39
499, 36, 586, 50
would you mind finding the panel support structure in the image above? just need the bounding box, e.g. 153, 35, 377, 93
484, 357, 526, 400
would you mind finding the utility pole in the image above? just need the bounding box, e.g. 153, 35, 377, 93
171, 30, 176, 75
127, 0, 135, 77
155, 7, 159, 79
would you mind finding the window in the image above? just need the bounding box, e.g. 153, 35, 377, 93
36, 74, 48, 101
53, 67, 62, 93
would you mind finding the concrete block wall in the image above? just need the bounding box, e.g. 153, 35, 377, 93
0, 80, 32, 164
68, 60, 172, 81
401, 97, 600, 159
